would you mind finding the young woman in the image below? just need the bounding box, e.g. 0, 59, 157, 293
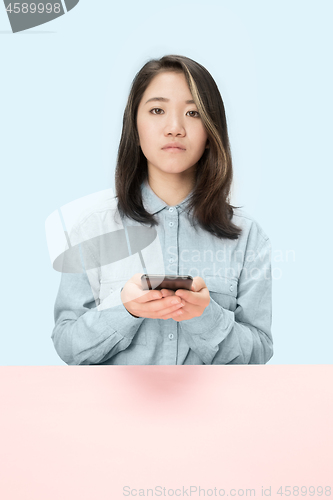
52, 55, 273, 365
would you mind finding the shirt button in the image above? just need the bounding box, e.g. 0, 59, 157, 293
230, 285, 233, 291
169, 222, 174, 227
169, 258, 174, 263
168, 334, 174, 340
169, 207, 174, 212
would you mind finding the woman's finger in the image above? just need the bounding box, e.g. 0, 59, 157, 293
159, 308, 184, 320
148, 298, 185, 316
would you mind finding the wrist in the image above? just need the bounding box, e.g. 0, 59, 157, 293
121, 287, 140, 318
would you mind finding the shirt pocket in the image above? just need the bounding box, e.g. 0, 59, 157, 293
204, 275, 238, 312
99, 279, 147, 346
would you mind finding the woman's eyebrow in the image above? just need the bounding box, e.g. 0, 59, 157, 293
145, 97, 195, 105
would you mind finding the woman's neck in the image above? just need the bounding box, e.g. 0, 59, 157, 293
148, 179, 193, 207
147, 171, 195, 207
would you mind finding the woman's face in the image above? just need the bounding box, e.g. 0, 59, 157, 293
136, 71, 208, 181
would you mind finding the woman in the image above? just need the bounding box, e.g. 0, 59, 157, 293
52, 54, 273, 365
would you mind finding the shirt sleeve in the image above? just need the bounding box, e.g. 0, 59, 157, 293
178, 237, 273, 365
51, 269, 145, 365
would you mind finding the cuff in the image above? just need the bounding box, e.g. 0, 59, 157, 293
179, 297, 222, 335
97, 287, 145, 340
179, 299, 236, 364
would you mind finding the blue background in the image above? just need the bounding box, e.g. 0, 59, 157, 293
1, 0, 332, 364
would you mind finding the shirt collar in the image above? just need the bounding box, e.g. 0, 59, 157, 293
141, 178, 193, 215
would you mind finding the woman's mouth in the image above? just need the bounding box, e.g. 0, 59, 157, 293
162, 143, 186, 152
162, 147, 186, 152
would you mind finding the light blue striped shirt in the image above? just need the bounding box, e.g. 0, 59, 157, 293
52, 180, 273, 365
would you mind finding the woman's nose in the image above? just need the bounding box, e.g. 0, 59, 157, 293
164, 114, 186, 136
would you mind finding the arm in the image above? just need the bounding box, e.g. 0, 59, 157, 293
177, 238, 273, 365
52, 270, 144, 365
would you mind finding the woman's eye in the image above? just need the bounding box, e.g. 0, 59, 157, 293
150, 108, 164, 115
187, 110, 200, 118
150, 108, 199, 117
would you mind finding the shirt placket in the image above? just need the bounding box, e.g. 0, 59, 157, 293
162, 205, 179, 364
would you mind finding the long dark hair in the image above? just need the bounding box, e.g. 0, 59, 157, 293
115, 54, 242, 240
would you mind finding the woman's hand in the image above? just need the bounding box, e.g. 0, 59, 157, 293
161, 276, 210, 322
120, 273, 186, 320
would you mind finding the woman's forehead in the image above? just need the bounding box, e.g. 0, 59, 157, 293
141, 71, 192, 102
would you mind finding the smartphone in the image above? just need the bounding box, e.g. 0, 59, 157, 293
141, 274, 193, 291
